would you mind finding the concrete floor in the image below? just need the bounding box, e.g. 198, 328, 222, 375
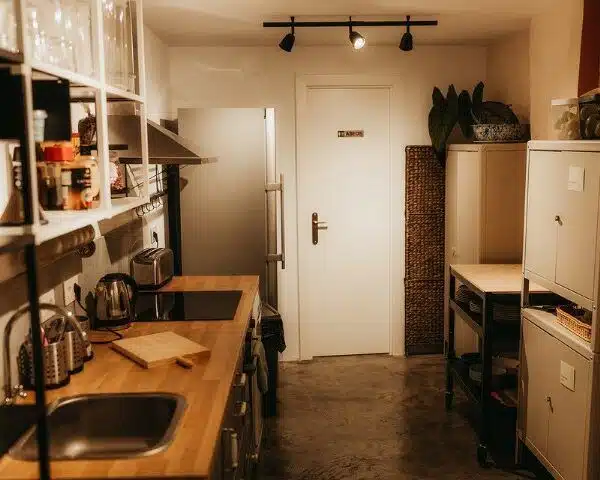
257, 355, 552, 480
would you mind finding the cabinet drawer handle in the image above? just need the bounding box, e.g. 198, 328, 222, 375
235, 401, 248, 417
234, 373, 248, 388
231, 432, 239, 469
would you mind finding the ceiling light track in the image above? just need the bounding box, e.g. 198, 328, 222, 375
265, 16, 438, 53
264, 19, 438, 28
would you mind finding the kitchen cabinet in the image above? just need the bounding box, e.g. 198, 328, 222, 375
519, 310, 598, 480
445, 144, 526, 354
523, 142, 600, 353
524, 148, 600, 302
216, 299, 262, 480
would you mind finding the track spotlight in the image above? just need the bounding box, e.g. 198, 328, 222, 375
279, 16, 295, 52
348, 17, 366, 50
399, 15, 413, 51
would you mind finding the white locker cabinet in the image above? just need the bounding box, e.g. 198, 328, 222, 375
445, 144, 526, 354
523, 141, 600, 353
524, 148, 600, 301
519, 310, 598, 480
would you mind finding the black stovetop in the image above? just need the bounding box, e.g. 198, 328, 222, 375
135, 290, 243, 322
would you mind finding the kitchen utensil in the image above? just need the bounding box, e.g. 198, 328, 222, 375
111, 331, 210, 369
130, 248, 174, 290
41, 312, 90, 374
18, 315, 73, 389
93, 272, 138, 329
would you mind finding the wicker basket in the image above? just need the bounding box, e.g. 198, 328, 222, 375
556, 306, 592, 342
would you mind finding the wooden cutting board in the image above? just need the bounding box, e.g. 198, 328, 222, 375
111, 331, 211, 369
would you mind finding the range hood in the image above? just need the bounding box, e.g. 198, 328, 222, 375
107, 116, 217, 165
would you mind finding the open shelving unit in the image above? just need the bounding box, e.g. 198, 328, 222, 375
0, 1, 149, 478
444, 264, 556, 467
0, 0, 150, 247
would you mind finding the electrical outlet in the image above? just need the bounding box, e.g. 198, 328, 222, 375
151, 228, 159, 246
63, 275, 79, 306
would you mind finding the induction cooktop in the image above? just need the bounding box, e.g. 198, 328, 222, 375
135, 290, 243, 322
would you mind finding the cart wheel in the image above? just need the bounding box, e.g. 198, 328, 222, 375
444, 392, 453, 411
477, 444, 489, 467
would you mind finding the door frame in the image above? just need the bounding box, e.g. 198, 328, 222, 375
295, 74, 405, 360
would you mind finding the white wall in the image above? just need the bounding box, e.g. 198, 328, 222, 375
168, 45, 487, 360
530, 0, 583, 139
486, 29, 531, 123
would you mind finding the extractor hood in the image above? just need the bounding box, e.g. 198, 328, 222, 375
107, 116, 217, 165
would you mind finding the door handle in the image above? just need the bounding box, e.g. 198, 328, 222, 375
312, 213, 328, 245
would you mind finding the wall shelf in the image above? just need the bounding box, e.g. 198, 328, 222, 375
105, 85, 145, 103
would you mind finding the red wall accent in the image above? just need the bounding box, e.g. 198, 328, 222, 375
579, 0, 600, 95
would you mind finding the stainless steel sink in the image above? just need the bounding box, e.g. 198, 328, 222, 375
10, 393, 186, 460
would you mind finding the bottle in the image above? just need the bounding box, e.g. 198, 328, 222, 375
77, 145, 100, 204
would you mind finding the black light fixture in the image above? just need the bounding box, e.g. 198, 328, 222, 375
348, 17, 366, 50
279, 16, 295, 52
264, 17, 438, 52
399, 15, 413, 51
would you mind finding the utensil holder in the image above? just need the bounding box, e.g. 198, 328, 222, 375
18, 338, 70, 390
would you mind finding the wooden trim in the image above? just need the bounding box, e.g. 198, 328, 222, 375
578, 0, 600, 95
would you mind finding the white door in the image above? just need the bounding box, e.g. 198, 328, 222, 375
297, 87, 391, 358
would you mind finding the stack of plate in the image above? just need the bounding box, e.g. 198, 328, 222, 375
456, 285, 475, 304
492, 303, 521, 323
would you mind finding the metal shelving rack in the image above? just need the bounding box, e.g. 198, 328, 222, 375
0, 1, 148, 478
444, 264, 554, 467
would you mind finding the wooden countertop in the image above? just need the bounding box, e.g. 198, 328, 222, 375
450, 264, 547, 294
0, 276, 260, 480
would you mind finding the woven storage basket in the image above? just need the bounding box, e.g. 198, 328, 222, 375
405, 146, 445, 216
556, 306, 592, 341
405, 146, 445, 355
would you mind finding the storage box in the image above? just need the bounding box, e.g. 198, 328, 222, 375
551, 98, 580, 140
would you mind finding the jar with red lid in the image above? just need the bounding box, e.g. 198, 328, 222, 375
41, 143, 74, 210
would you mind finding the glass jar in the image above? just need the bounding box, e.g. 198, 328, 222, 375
551, 98, 580, 140
43, 143, 74, 210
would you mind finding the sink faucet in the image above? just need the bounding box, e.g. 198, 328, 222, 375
3, 303, 75, 405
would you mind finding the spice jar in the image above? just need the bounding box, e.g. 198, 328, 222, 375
44, 143, 74, 210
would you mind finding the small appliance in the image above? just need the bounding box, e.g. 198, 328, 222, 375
130, 248, 174, 290
93, 273, 138, 329
135, 291, 242, 322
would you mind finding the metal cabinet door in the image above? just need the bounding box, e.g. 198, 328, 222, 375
554, 152, 600, 300
524, 151, 562, 283
521, 318, 552, 457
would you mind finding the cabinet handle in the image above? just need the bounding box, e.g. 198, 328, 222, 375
230, 432, 239, 469
234, 373, 248, 389
546, 395, 554, 412
554, 215, 563, 226
235, 401, 248, 418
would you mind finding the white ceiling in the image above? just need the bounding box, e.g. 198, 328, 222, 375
143, 0, 560, 47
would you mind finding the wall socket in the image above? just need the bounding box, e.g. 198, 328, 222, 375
151, 228, 159, 246
63, 275, 80, 306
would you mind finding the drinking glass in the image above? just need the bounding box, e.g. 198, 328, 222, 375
0, 0, 18, 52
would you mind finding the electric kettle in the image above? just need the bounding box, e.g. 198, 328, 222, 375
93, 273, 138, 329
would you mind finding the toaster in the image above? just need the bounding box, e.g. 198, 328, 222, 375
131, 248, 174, 289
